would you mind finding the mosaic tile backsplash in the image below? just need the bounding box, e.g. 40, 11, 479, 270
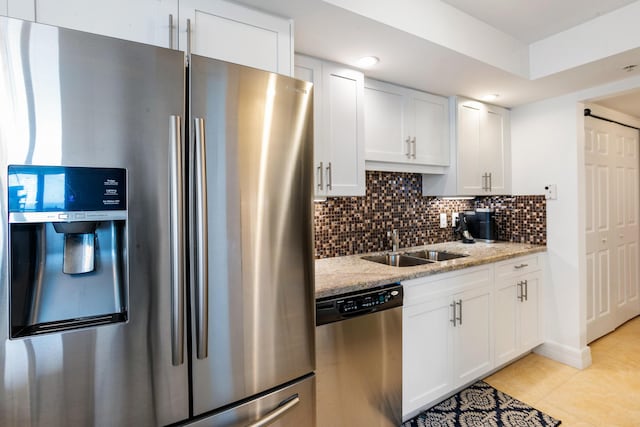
314, 171, 546, 259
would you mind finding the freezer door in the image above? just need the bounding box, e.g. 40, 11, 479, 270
189, 55, 315, 415
0, 17, 188, 425
183, 374, 315, 427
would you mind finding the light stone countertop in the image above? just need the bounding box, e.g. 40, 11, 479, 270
315, 241, 547, 299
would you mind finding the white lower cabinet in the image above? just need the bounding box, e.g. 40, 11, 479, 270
453, 284, 493, 387
402, 254, 544, 420
402, 265, 493, 419
494, 256, 543, 367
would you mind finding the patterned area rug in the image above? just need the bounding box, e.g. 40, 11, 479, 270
403, 381, 561, 427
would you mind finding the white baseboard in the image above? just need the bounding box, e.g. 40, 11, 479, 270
534, 341, 592, 369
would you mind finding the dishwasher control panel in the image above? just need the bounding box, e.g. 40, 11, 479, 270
338, 288, 401, 313
316, 284, 403, 326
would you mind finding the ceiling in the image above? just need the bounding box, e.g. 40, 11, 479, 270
237, 0, 640, 116
440, 0, 638, 43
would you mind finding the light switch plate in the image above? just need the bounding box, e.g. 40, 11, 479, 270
439, 213, 447, 228
545, 184, 557, 200
452, 212, 459, 226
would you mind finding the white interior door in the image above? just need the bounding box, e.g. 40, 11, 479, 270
585, 116, 640, 343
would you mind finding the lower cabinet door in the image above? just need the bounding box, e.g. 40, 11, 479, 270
494, 281, 519, 367
453, 285, 493, 387
403, 295, 454, 418
520, 272, 543, 350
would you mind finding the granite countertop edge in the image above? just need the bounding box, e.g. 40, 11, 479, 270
314, 241, 547, 299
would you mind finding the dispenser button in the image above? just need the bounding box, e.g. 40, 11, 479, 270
75, 213, 86, 220
58, 213, 70, 220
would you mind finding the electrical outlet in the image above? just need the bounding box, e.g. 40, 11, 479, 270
439, 213, 447, 228
452, 212, 459, 226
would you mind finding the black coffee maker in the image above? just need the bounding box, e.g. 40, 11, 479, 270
464, 208, 498, 242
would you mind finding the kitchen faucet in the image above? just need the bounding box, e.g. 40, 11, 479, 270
387, 229, 400, 253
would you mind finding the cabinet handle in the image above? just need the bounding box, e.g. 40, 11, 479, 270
405, 137, 411, 159
317, 162, 324, 191
450, 301, 456, 327
456, 299, 462, 325
326, 162, 332, 191
517, 281, 523, 302
514, 263, 528, 269
524, 279, 528, 302
481, 173, 488, 191
488, 172, 492, 191
411, 137, 417, 159
169, 14, 175, 49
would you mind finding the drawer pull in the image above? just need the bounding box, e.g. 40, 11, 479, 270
514, 263, 528, 269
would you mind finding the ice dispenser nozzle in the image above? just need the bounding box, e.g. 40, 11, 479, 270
53, 221, 98, 274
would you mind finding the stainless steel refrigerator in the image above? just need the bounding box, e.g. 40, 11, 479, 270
0, 16, 315, 426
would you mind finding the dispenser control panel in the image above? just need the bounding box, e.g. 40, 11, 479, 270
8, 165, 127, 223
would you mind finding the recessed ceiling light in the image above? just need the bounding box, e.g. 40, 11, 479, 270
481, 94, 499, 102
356, 56, 380, 68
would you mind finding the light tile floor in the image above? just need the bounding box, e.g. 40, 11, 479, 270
484, 316, 640, 427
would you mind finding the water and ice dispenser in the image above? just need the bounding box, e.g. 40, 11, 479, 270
8, 166, 128, 338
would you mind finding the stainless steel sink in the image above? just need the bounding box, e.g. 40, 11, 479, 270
361, 254, 434, 267
404, 250, 468, 261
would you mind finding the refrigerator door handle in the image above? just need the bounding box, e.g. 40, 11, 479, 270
170, 115, 185, 366
194, 117, 209, 360
246, 395, 300, 427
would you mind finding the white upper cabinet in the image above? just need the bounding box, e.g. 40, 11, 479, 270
28, 0, 293, 75
179, 0, 292, 75
34, 0, 177, 48
423, 97, 511, 196
457, 99, 510, 195
294, 55, 325, 198
294, 54, 365, 197
364, 78, 449, 174
5, 0, 35, 20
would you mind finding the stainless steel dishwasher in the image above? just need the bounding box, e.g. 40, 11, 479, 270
315, 283, 403, 427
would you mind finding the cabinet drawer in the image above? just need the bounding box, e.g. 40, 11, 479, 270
495, 254, 541, 278
403, 265, 493, 307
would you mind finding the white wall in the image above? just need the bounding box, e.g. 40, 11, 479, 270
511, 73, 640, 368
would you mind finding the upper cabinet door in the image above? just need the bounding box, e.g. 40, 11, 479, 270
179, 0, 293, 75
481, 105, 510, 194
364, 78, 450, 173
456, 98, 510, 196
35, 0, 177, 48
294, 54, 325, 198
457, 102, 483, 195
410, 91, 450, 166
6, 0, 35, 20
364, 80, 410, 163
323, 62, 366, 196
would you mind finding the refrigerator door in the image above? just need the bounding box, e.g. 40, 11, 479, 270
183, 374, 315, 427
189, 55, 315, 415
0, 18, 189, 426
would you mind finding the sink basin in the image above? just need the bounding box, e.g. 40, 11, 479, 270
405, 250, 468, 262
361, 254, 434, 267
